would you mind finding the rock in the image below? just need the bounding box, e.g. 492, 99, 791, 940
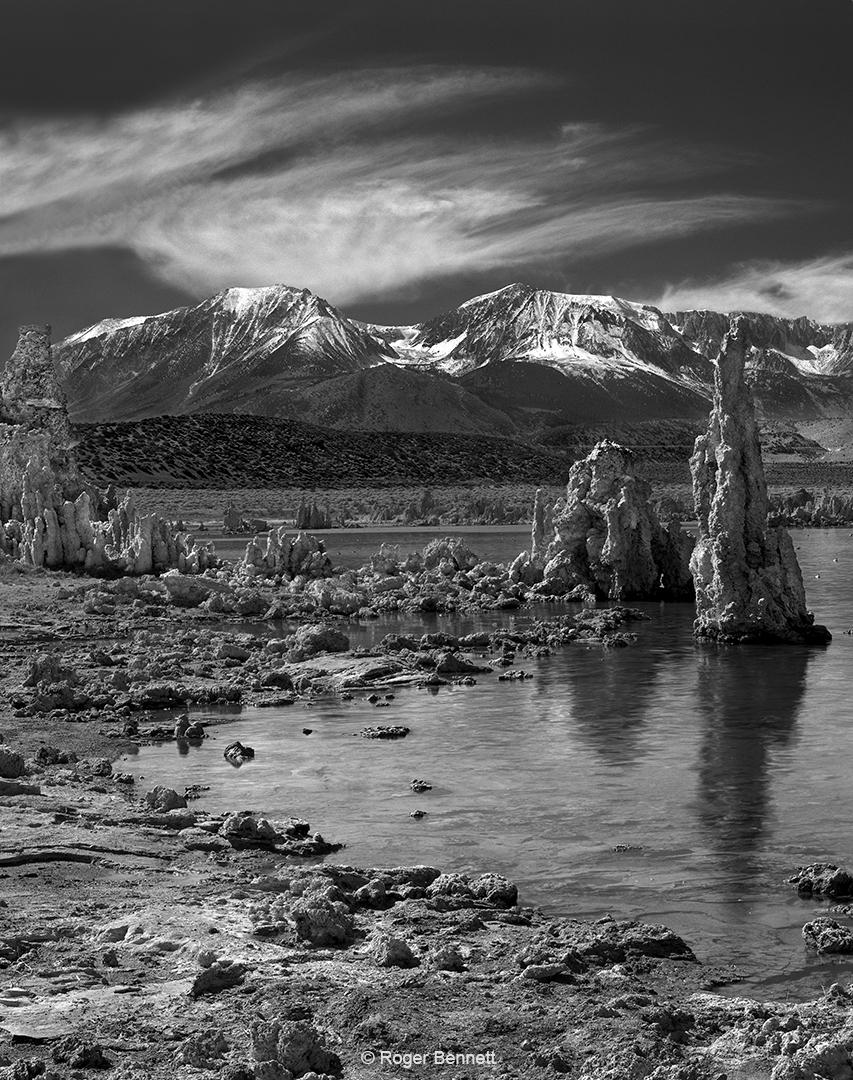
0, 778, 41, 796
434, 651, 483, 675
224, 740, 255, 765
223, 503, 245, 533
410, 778, 432, 793
35, 745, 77, 766
541, 441, 694, 600
289, 899, 356, 947
286, 624, 349, 660
469, 873, 519, 907
51, 1037, 110, 1069
174, 1030, 229, 1069
410, 809, 428, 819
0, 325, 217, 574
357, 725, 410, 740
509, 550, 544, 586
0, 745, 26, 779
23, 653, 79, 688
162, 571, 232, 608
189, 959, 247, 997
518, 914, 694, 974
260, 670, 294, 690
690, 319, 831, 644
422, 537, 478, 572
144, 786, 187, 812
137, 683, 188, 710
250, 1018, 340, 1079
367, 931, 418, 967
430, 943, 465, 971
425, 871, 518, 908
531, 486, 550, 560
239, 527, 333, 579
219, 812, 279, 847
789, 864, 853, 900
802, 917, 853, 954
217, 642, 252, 661
296, 499, 333, 530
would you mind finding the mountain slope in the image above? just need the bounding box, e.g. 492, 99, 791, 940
290, 364, 516, 434
73, 414, 568, 488
51, 280, 853, 431
55, 285, 392, 422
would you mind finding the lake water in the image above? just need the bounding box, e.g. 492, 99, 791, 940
128, 527, 853, 998
207, 525, 531, 567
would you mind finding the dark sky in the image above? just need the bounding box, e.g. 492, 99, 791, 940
1, 0, 852, 352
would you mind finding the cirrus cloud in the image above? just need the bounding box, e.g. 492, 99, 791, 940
653, 253, 853, 324
0, 67, 818, 308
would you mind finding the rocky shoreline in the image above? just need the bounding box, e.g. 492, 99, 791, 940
2, 573, 853, 1080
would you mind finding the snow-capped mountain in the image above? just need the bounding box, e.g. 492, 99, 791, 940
56, 285, 390, 422
52, 281, 853, 431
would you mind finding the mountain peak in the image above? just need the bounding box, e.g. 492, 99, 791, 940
51, 279, 853, 428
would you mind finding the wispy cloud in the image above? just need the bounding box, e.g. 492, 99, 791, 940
0, 67, 814, 308
653, 253, 853, 323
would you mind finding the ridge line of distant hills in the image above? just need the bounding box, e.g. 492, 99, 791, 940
35, 280, 853, 486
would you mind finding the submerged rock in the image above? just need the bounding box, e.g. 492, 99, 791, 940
691, 320, 831, 644
540, 441, 693, 600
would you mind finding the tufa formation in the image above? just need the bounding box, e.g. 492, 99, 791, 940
690, 318, 830, 644
537, 441, 694, 601
0, 325, 215, 574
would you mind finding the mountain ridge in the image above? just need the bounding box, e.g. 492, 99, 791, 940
47, 281, 853, 433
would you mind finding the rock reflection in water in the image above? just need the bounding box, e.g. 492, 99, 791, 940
693, 644, 810, 860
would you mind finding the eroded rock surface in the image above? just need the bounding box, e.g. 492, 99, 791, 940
690, 320, 831, 644
0, 325, 215, 575
539, 440, 693, 600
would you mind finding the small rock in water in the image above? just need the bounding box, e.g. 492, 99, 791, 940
184, 784, 210, 801
410, 809, 428, 819
410, 778, 432, 793
356, 725, 410, 740
223, 740, 255, 765
498, 669, 533, 682
302, 728, 313, 735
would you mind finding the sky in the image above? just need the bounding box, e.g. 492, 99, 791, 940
1, 0, 853, 352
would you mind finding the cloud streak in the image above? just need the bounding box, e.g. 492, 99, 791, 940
0, 67, 816, 309
653, 253, 853, 324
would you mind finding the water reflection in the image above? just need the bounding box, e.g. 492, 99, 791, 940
693, 644, 810, 862
542, 645, 664, 765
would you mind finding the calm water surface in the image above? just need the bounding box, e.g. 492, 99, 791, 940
129, 527, 853, 998
208, 525, 530, 567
